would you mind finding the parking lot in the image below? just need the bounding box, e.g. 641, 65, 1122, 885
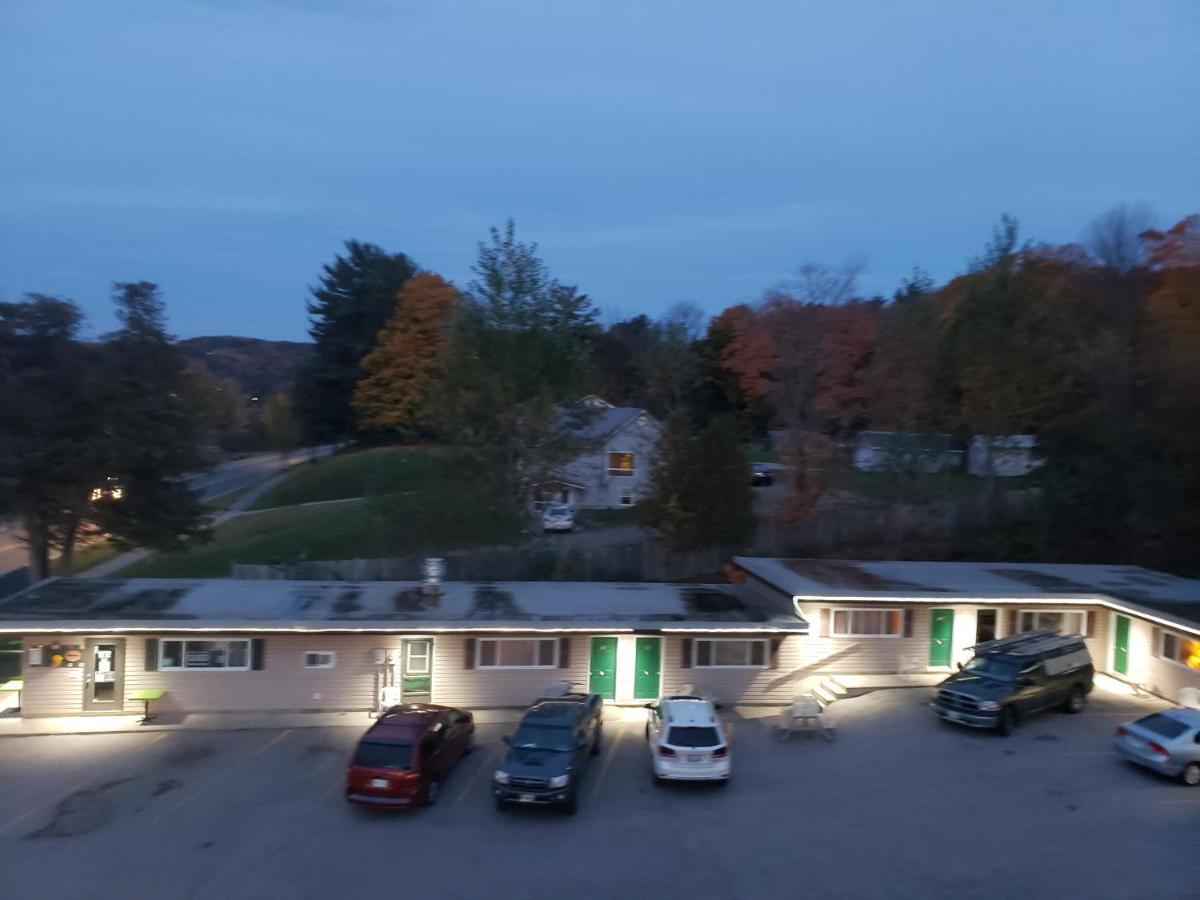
0, 687, 1195, 900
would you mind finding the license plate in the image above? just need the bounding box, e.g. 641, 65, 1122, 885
371, 778, 389, 788
519, 793, 535, 803
688, 754, 701, 763
946, 712, 963, 723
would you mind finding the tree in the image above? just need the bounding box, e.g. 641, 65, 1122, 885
183, 362, 250, 452
640, 417, 755, 551
295, 241, 420, 441
865, 270, 940, 431
90, 282, 211, 553
1085, 203, 1153, 273
353, 273, 459, 433
430, 221, 598, 516
0, 295, 105, 578
262, 392, 301, 458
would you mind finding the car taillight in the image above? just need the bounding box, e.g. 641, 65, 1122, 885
1115, 726, 1127, 737
712, 746, 727, 758
659, 746, 675, 757
1148, 741, 1169, 757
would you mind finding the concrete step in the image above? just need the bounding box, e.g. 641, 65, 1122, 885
823, 677, 849, 697
811, 685, 838, 707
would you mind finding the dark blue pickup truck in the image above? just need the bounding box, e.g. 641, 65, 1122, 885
492, 693, 603, 815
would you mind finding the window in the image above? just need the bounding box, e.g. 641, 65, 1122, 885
693, 639, 767, 668
607, 451, 635, 477
1160, 631, 1200, 670
160, 639, 251, 670
476, 638, 559, 669
975, 609, 998, 644
1018, 610, 1087, 636
304, 651, 336, 669
830, 609, 903, 637
619, 491, 634, 507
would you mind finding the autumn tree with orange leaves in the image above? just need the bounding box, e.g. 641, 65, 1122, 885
353, 273, 458, 433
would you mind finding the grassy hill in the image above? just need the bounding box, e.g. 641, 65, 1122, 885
179, 336, 311, 398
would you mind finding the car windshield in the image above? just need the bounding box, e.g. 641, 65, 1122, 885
666, 726, 721, 748
1134, 713, 1190, 740
511, 724, 574, 752
962, 656, 1022, 680
546, 506, 570, 516
353, 741, 412, 770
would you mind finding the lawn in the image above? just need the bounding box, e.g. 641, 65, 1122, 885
119, 448, 518, 578
249, 446, 442, 509
825, 465, 1011, 504
52, 539, 122, 576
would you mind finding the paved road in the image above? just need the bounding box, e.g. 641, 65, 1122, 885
0, 689, 1192, 899
0, 445, 337, 577
186, 445, 335, 501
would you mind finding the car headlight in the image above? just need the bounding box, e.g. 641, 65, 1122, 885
548, 775, 570, 788
494, 770, 511, 784
978, 701, 1000, 711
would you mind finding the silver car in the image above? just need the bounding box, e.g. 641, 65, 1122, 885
1114, 708, 1200, 786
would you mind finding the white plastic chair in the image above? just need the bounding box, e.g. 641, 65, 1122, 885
1179, 687, 1200, 709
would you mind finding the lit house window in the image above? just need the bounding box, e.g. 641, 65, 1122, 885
1160, 632, 1200, 670
160, 639, 250, 670
607, 451, 635, 477
694, 639, 768, 668
831, 609, 903, 637
1019, 610, 1087, 635
477, 638, 558, 669
304, 651, 336, 669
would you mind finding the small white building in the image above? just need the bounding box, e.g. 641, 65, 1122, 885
852, 431, 962, 474
968, 434, 1043, 477
537, 398, 662, 509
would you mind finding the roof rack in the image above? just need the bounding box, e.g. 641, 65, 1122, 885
970, 630, 1084, 657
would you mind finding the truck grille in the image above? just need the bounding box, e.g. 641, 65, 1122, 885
510, 777, 548, 791
937, 690, 981, 712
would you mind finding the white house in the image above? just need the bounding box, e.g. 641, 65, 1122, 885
968, 434, 1043, 477
852, 431, 963, 474
536, 398, 663, 509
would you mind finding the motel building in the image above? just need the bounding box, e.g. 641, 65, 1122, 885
0, 559, 1197, 720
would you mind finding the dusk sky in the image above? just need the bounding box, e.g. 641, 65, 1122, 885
2, 0, 1196, 341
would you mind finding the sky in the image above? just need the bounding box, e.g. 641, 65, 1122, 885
1, 0, 1196, 341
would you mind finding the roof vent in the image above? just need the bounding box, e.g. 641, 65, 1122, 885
423, 557, 444, 596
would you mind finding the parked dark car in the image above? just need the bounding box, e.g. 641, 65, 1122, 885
493, 693, 603, 814
932, 630, 1094, 735
346, 704, 474, 808
750, 463, 774, 487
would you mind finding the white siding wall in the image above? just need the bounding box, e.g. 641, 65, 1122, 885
659, 635, 804, 704
430, 635, 589, 709
1127, 618, 1200, 704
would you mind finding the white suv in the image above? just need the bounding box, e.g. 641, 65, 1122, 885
644, 696, 730, 784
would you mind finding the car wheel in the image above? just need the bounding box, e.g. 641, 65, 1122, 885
494, 795, 507, 811
995, 706, 1017, 736
561, 789, 578, 816
591, 729, 602, 756
464, 733, 475, 754
422, 779, 440, 807
644, 723, 650, 741
1063, 687, 1086, 714
1182, 763, 1200, 787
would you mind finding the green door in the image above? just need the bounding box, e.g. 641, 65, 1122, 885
588, 637, 617, 700
634, 637, 662, 700
929, 609, 954, 667
1113, 615, 1130, 676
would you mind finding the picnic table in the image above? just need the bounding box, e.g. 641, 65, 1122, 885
128, 688, 166, 725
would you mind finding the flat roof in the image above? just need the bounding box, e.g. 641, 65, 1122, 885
0, 578, 807, 635
734, 557, 1200, 635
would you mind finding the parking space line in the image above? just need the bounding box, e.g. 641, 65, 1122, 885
152, 729, 292, 823
453, 746, 501, 806
590, 723, 626, 799
1066, 751, 1117, 756
0, 732, 170, 836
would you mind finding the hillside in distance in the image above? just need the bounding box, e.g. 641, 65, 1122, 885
179, 336, 311, 397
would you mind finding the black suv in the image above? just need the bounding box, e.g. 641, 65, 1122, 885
493, 693, 603, 815
932, 630, 1094, 736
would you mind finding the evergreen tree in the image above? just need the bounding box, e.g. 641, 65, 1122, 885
295, 241, 420, 440
641, 417, 755, 551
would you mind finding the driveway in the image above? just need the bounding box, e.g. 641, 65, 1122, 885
0, 688, 1193, 899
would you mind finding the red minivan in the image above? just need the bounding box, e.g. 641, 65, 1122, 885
345, 704, 474, 809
